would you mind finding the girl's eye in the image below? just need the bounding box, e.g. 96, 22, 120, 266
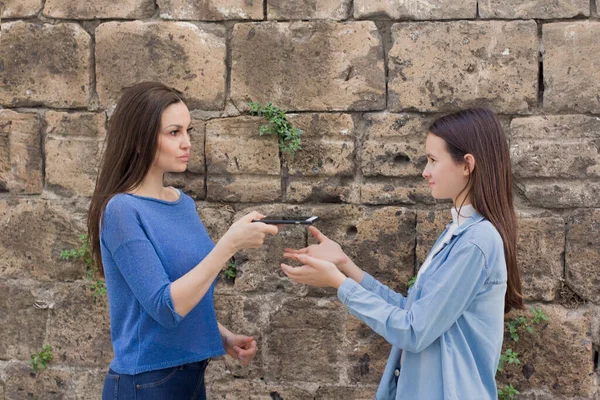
187, 127, 194, 135
170, 130, 179, 136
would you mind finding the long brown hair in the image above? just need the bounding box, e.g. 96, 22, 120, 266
88, 82, 185, 275
429, 108, 523, 313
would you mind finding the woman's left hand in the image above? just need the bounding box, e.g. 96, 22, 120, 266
223, 334, 257, 366
281, 254, 347, 288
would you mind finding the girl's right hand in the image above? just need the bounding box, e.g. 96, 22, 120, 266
283, 226, 350, 272
223, 211, 279, 251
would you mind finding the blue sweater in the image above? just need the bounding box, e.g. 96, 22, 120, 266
100, 190, 225, 374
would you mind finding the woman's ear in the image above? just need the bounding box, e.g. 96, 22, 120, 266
463, 154, 476, 175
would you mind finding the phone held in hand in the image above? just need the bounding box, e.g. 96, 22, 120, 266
252, 216, 319, 225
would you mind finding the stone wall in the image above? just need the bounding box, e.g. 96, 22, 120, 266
1, 1, 599, 399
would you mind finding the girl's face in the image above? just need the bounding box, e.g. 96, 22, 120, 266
153, 101, 192, 174
422, 133, 470, 201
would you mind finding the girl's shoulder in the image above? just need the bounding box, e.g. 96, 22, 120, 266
105, 193, 137, 213
459, 219, 504, 256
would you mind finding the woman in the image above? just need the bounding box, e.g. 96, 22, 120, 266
88, 82, 278, 399
282, 108, 523, 399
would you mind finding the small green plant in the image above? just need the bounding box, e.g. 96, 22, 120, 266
531, 306, 549, 325
498, 384, 520, 400
225, 260, 237, 282
30, 345, 53, 374
496, 307, 549, 398
60, 234, 106, 297
407, 275, 417, 288
248, 102, 303, 157
506, 307, 548, 343
497, 348, 520, 373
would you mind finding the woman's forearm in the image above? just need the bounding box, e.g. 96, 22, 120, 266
218, 322, 233, 344
170, 239, 236, 317
340, 256, 365, 283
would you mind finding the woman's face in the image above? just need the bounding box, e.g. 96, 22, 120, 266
422, 133, 469, 201
153, 101, 192, 174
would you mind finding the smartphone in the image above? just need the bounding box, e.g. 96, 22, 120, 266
252, 216, 319, 225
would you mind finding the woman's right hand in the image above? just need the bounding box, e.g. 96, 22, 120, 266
222, 211, 279, 252
283, 226, 350, 272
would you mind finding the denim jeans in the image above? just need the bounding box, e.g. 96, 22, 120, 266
102, 359, 210, 400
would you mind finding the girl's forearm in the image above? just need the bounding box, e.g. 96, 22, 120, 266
170, 239, 236, 317
340, 256, 365, 283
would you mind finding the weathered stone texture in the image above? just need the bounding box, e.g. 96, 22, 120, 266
231, 21, 386, 112
287, 176, 359, 204
388, 21, 538, 113
44, 112, 106, 197
543, 21, 600, 113
518, 182, 600, 209
344, 315, 390, 384
0, 111, 43, 194
0, 0, 42, 17
360, 113, 431, 177
360, 180, 433, 205
511, 115, 600, 180
208, 379, 314, 399
265, 297, 345, 382
267, 328, 341, 382
3, 362, 73, 399
206, 117, 280, 175
0, 22, 91, 108
43, 0, 154, 19
205, 117, 281, 202
72, 369, 105, 400
268, 0, 352, 20
46, 284, 112, 367
315, 385, 378, 399
0, 282, 48, 361
159, 0, 263, 20
479, 0, 589, 19
207, 175, 281, 202
499, 305, 594, 397
96, 21, 226, 109
517, 212, 564, 302
566, 210, 600, 303
354, 0, 476, 20
286, 113, 355, 177
0, 199, 87, 281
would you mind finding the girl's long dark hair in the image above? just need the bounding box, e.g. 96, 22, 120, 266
429, 108, 524, 313
88, 82, 185, 276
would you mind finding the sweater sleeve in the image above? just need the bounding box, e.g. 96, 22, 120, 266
102, 198, 184, 329
338, 242, 488, 352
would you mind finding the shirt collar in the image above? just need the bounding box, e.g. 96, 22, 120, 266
451, 204, 476, 227
443, 205, 485, 238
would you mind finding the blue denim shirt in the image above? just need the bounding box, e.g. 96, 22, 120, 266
338, 211, 507, 400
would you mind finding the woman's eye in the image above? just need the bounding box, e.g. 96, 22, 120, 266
170, 130, 179, 136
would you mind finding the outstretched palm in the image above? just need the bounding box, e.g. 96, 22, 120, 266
283, 226, 348, 268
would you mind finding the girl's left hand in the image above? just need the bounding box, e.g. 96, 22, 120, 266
281, 254, 347, 289
223, 334, 257, 366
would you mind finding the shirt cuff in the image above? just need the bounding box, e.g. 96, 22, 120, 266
359, 272, 378, 292
337, 277, 361, 306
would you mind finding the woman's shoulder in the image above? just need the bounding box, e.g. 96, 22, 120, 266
460, 219, 504, 260
105, 193, 137, 215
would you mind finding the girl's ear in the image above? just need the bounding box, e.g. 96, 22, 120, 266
463, 154, 476, 175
